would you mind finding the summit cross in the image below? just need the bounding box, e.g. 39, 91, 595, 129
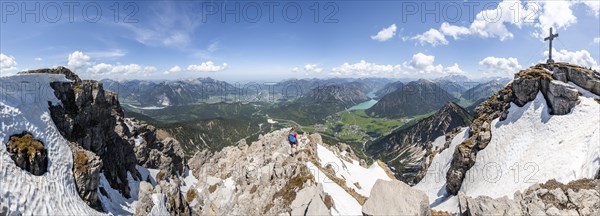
544, 27, 559, 64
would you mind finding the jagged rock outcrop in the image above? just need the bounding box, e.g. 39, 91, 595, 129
458, 179, 600, 216
446, 63, 600, 196
362, 179, 430, 216
69, 145, 103, 211
5, 131, 48, 176
512, 65, 581, 115
135, 178, 191, 216
368, 102, 472, 184
18, 67, 190, 214
34, 70, 141, 199
186, 129, 331, 215
127, 118, 185, 179
446, 84, 514, 195
553, 63, 600, 95
134, 181, 156, 215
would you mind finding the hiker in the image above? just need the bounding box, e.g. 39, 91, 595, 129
288, 127, 299, 156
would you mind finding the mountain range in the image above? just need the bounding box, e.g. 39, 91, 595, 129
1, 62, 599, 215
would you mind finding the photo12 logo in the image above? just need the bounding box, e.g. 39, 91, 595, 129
1, 1, 139, 23
199, 1, 339, 23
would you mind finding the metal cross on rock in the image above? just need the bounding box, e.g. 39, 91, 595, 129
544, 27, 559, 64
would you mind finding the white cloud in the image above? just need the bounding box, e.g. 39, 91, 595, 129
594, 37, 600, 44
330, 53, 462, 77
412, 29, 448, 46
164, 65, 182, 74
168, 65, 182, 73
186, 61, 227, 72
533, 1, 577, 38
67, 51, 91, 70
304, 64, 323, 73
331, 60, 400, 77
440, 22, 470, 40
34, 57, 43, 61
479, 56, 522, 76
407, 0, 594, 43
1, 53, 18, 70
444, 63, 465, 74
87, 63, 157, 76
405, 53, 445, 73
467, 0, 534, 41
371, 24, 397, 42
545, 49, 598, 70
291, 67, 300, 73
579, 0, 599, 17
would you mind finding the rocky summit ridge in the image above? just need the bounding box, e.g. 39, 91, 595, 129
446, 63, 600, 196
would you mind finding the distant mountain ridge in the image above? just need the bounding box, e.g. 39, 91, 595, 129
367, 102, 472, 184
102, 77, 237, 106
367, 79, 460, 118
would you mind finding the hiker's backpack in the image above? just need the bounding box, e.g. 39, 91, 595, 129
288, 132, 297, 143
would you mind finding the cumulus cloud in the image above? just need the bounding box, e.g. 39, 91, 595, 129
186, 61, 227, 72
579, 0, 600, 17
413, 0, 593, 43
67, 51, 91, 70
371, 24, 397, 42
412, 29, 448, 46
331, 60, 400, 77
163, 65, 182, 74
405, 53, 445, 73
87, 63, 157, 76
331, 53, 462, 77
479, 56, 522, 76
533, 1, 577, 38
169, 65, 182, 73
443, 63, 465, 74
545, 49, 599, 70
304, 64, 323, 73
440, 22, 470, 40
1, 53, 18, 71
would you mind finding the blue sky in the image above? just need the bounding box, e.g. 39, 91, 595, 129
1, 0, 599, 82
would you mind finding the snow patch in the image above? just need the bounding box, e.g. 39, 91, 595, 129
306, 161, 362, 216
414, 127, 469, 213
315, 144, 392, 196
460, 92, 600, 199
0, 74, 101, 215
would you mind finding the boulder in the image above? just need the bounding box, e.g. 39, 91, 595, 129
512, 77, 541, 107
291, 184, 331, 216
362, 179, 430, 216
457, 192, 522, 216
545, 80, 580, 115
5, 131, 48, 176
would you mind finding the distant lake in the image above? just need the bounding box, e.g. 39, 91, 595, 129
349, 99, 378, 110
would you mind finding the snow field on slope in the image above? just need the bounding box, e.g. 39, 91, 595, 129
413, 128, 469, 213
0, 74, 100, 215
315, 144, 392, 197
460, 91, 600, 198
306, 161, 362, 215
